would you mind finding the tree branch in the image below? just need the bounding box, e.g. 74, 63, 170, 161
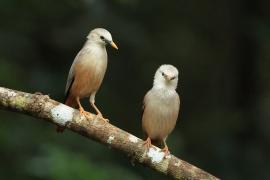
0, 86, 219, 180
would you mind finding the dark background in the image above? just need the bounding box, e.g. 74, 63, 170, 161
0, 0, 269, 179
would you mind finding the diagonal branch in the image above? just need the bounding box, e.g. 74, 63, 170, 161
0, 86, 219, 180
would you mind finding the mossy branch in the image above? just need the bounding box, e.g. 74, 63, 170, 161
0, 86, 219, 180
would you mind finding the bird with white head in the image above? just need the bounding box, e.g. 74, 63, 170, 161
142, 64, 180, 156
59, 28, 118, 131
86, 28, 118, 49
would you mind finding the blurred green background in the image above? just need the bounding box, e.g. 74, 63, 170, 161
0, 0, 270, 179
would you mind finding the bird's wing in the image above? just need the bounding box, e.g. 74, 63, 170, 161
141, 90, 152, 134
142, 90, 151, 115
141, 93, 147, 138
142, 90, 165, 146
174, 92, 180, 118
64, 51, 83, 96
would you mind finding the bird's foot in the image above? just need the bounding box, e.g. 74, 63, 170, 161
79, 107, 92, 119
143, 137, 152, 151
90, 102, 109, 122
161, 145, 170, 157
95, 113, 109, 123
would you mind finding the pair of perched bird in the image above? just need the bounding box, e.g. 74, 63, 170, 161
63, 28, 180, 156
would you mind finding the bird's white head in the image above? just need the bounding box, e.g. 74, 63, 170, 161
153, 64, 179, 90
87, 28, 118, 49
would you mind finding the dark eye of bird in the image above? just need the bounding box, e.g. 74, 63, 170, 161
171, 76, 176, 80
100, 36, 105, 40
161, 72, 165, 76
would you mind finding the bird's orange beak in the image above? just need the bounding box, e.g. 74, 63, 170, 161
110, 41, 118, 50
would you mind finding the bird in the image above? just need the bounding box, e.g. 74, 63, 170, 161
64, 28, 118, 122
142, 64, 180, 156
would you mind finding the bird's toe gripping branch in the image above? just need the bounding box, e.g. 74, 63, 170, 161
162, 145, 170, 157
96, 113, 109, 123
78, 106, 92, 119
143, 137, 153, 150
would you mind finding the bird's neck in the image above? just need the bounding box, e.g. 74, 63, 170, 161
153, 79, 177, 90
152, 85, 177, 99
153, 84, 176, 92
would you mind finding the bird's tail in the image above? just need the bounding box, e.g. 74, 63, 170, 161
64, 95, 78, 108
151, 139, 164, 148
143, 133, 164, 148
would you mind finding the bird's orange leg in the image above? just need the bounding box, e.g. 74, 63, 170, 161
143, 137, 152, 151
90, 102, 109, 122
76, 97, 92, 119
162, 142, 170, 157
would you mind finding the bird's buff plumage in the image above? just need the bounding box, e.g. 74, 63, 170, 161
142, 64, 180, 156
60, 28, 118, 132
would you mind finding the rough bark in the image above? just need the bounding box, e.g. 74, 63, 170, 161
0, 86, 219, 180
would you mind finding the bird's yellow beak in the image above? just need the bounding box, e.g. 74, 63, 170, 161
110, 41, 118, 50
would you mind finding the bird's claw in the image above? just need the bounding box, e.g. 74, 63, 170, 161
143, 137, 153, 151
79, 107, 92, 119
162, 146, 170, 157
96, 113, 109, 123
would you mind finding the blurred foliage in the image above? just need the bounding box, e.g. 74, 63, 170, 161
0, 0, 270, 179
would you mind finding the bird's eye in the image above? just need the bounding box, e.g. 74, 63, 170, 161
161, 72, 165, 76
100, 36, 105, 40
171, 76, 176, 80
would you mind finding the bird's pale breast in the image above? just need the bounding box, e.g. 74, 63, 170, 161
142, 89, 180, 140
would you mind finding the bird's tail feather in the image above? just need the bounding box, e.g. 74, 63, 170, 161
64, 95, 78, 108
151, 139, 164, 148
143, 133, 164, 148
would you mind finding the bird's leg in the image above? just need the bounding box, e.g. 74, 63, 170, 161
90, 102, 109, 122
161, 140, 170, 157
76, 97, 92, 119
143, 137, 152, 151
89, 94, 109, 122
